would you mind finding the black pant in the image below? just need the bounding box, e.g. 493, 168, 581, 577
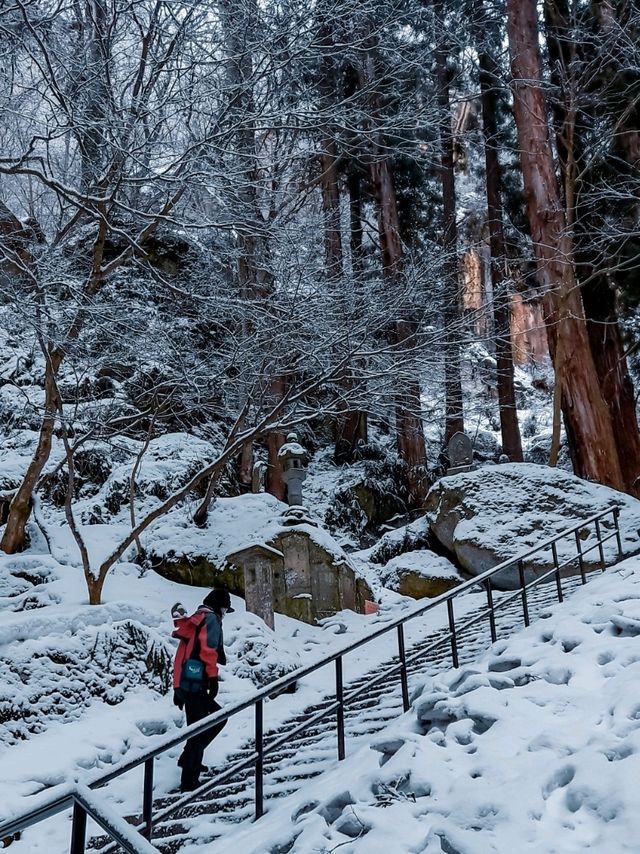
178, 686, 227, 788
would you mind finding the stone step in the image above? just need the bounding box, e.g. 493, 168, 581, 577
90, 575, 584, 853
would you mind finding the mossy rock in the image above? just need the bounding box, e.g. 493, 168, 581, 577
147, 551, 244, 595
352, 483, 406, 528
389, 569, 459, 600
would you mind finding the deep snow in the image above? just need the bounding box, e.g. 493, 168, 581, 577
223, 558, 640, 853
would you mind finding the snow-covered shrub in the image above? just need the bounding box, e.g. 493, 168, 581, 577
0, 557, 60, 613
0, 619, 172, 743
226, 618, 301, 687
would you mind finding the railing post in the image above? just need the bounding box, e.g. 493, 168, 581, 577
485, 579, 497, 643
335, 656, 346, 760
574, 529, 586, 584
594, 518, 606, 569
613, 508, 623, 560
518, 559, 530, 627
142, 757, 154, 841
70, 800, 87, 854
396, 625, 410, 712
551, 541, 563, 602
254, 700, 264, 820
446, 599, 459, 668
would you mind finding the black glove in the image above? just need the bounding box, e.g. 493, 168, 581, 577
173, 689, 185, 710
207, 677, 219, 698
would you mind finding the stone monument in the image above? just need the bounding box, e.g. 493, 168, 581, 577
225, 434, 371, 627
278, 432, 317, 526
447, 431, 475, 475
251, 460, 267, 493
278, 432, 308, 507
225, 543, 282, 629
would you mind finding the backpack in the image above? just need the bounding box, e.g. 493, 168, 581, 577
179, 620, 206, 693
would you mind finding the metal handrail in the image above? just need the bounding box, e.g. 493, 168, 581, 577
0, 505, 623, 852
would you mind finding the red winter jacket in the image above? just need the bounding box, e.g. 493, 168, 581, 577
172, 606, 224, 688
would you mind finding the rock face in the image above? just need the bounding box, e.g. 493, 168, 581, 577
425, 463, 640, 589
147, 550, 244, 594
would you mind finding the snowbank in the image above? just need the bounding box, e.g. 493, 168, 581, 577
225, 559, 640, 853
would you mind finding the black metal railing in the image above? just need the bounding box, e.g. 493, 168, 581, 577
0, 506, 623, 853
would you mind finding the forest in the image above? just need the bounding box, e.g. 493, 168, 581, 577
1, 2, 640, 852
1, 0, 639, 602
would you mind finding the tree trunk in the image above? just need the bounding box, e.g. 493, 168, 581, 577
434, 3, 464, 442
1, 352, 62, 553
265, 375, 288, 501
237, 442, 254, 493
506, 0, 624, 489
358, 34, 427, 500
544, 0, 640, 496
369, 149, 427, 502
583, 280, 640, 495
475, 0, 524, 461
320, 138, 343, 283
348, 167, 364, 279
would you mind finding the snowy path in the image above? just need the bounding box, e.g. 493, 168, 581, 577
91, 573, 588, 853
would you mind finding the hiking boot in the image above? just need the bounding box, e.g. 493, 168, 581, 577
177, 756, 208, 773
180, 776, 201, 793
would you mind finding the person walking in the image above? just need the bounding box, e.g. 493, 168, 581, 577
171, 588, 234, 792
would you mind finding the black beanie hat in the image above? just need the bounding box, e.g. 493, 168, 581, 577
203, 588, 235, 613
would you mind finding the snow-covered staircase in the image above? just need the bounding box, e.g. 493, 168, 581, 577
91, 574, 587, 853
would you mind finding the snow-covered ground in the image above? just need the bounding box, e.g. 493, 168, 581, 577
225, 557, 640, 853
0, 517, 460, 853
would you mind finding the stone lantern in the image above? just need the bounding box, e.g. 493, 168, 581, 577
278, 432, 308, 507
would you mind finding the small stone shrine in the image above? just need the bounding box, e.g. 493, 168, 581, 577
447, 431, 475, 475
226, 434, 370, 627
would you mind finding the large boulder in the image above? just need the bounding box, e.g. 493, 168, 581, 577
379, 551, 462, 599
425, 463, 640, 588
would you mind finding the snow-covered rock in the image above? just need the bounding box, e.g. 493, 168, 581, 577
425, 463, 640, 588
144, 492, 371, 608
379, 551, 462, 599
225, 613, 302, 687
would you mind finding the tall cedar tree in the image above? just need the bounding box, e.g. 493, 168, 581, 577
506, 0, 624, 489
434, 0, 465, 442
544, 0, 640, 496
358, 18, 428, 503
473, 0, 523, 461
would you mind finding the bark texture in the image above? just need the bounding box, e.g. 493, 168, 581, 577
544, 0, 640, 495
265, 375, 288, 501
1, 352, 62, 553
506, 0, 624, 489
